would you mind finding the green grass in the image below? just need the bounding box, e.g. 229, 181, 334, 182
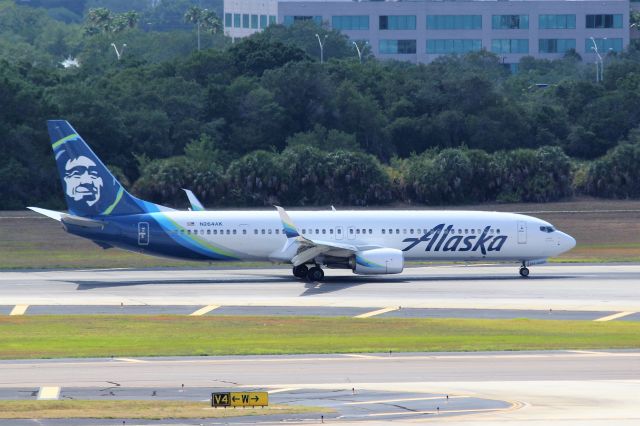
1, 316, 639, 359
0, 400, 327, 419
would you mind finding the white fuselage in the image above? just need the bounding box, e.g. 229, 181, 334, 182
156, 210, 575, 263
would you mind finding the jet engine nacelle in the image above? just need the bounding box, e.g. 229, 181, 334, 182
352, 248, 404, 275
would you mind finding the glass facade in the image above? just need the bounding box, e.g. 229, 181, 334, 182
427, 39, 482, 54
585, 38, 623, 53
379, 15, 417, 30
379, 39, 417, 54
539, 39, 576, 53
492, 15, 529, 30
426, 15, 482, 30
284, 15, 322, 26
538, 14, 576, 29
332, 15, 369, 30
491, 39, 529, 54
234, 13, 240, 28
586, 14, 623, 29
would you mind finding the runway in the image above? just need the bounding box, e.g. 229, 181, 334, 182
0, 351, 639, 425
2, 264, 640, 424
1, 264, 639, 313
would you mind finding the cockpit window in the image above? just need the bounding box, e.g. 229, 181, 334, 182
540, 225, 555, 233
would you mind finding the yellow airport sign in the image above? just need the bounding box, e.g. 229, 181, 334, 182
211, 391, 268, 407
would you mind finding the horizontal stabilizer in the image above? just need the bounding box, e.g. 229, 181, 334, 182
27, 207, 63, 221
61, 214, 105, 229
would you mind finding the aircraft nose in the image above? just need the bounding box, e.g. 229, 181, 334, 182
560, 232, 576, 250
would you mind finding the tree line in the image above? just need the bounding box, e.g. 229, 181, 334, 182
2, 1, 640, 209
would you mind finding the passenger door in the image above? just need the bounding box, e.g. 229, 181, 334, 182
517, 221, 527, 244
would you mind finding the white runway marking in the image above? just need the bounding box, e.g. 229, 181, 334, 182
594, 311, 636, 322
9, 305, 28, 315
114, 358, 148, 363
189, 305, 220, 316
355, 307, 399, 318
343, 354, 387, 359
266, 387, 300, 394
37, 386, 60, 400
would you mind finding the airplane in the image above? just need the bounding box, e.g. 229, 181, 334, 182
29, 120, 576, 281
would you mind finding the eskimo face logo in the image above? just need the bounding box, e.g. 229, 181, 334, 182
63, 156, 103, 206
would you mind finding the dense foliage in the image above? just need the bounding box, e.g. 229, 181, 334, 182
1, 1, 640, 209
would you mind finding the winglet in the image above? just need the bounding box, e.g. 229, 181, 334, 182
182, 189, 205, 211
275, 206, 300, 238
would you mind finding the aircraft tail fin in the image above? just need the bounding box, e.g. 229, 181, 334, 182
47, 120, 170, 217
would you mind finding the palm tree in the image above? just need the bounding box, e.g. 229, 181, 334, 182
86, 8, 112, 33
121, 11, 140, 29
201, 10, 222, 37
184, 6, 204, 51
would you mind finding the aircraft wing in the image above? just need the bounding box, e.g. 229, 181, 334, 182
274, 206, 380, 265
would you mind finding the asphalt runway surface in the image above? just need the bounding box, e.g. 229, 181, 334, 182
2, 264, 640, 424
1, 263, 639, 315
0, 351, 638, 425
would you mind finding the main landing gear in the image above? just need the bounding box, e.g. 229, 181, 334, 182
292, 264, 325, 281
519, 262, 530, 278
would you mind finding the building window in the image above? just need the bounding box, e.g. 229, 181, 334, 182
284, 15, 322, 26
492, 15, 529, 30
586, 14, 622, 29
260, 15, 267, 29
379, 15, 416, 30
427, 39, 482, 54
234, 13, 240, 28
586, 38, 623, 53
332, 15, 369, 30
269, 15, 276, 25
242, 14, 249, 28
379, 39, 417, 54
491, 39, 529, 54
251, 14, 258, 29
539, 39, 576, 53
427, 15, 481, 30
538, 14, 575, 29
225, 13, 232, 28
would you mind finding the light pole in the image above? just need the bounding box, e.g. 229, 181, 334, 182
589, 36, 603, 82
315, 33, 327, 64
111, 42, 126, 60
352, 40, 368, 63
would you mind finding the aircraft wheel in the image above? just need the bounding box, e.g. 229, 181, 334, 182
307, 266, 324, 282
519, 267, 530, 278
292, 264, 308, 279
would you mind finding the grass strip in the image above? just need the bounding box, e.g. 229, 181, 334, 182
1, 316, 639, 359
0, 400, 326, 419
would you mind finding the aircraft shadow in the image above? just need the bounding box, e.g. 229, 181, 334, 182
299, 274, 577, 296
67, 274, 575, 291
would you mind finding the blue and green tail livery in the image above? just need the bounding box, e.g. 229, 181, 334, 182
47, 120, 165, 217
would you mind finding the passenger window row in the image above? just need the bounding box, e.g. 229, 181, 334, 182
176, 226, 502, 236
